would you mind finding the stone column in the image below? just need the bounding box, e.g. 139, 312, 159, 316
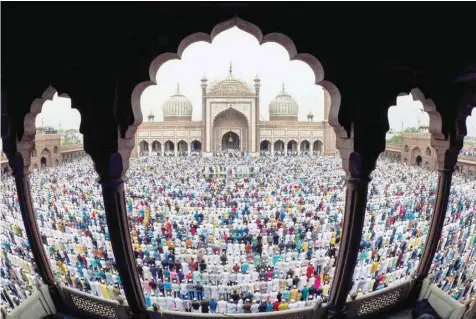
174, 143, 178, 157
417, 144, 461, 279
326, 96, 383, 318
187, 142, 191, 156
297, 141, 300, 154
2, 116, 65, 313
94, 154, 148, 317
271, 141, 274, 156
148, 142, 152, 155
161, 143, 164, 157
9, 155, 56, 284
327, 153, 376, 318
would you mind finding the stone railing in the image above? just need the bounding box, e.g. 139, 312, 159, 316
60, 143, 84, 152
401, 132, 432, 139
6, 282, 56, 319
159, 304, 326, 319
346, 279, 415, 317
12, 280, 458, 319
385, 144, 402, 152
459, 154, 476, 162
35, 133, 61, 141
61, 285, 129, 319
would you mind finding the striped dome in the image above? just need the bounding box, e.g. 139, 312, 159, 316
269, 85, 299, 117
163, 84, 193, 117
207, 63, 255, 97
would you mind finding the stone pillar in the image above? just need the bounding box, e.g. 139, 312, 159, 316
297, 141, 300, 154
326, 96, 383, 318
9, 155, 57, 285
161, 143, 164, 157
271, 141, 274, 156
148, 142, 152, 155
93, 154, 148, 317
174, 143, 178, 157
417, 144, 461, 279
187, 142, 191, 156
327, 153, 376, 318
2, 113, 65, 314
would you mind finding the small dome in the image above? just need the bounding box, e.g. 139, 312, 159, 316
207, 62, 255, 97
269, 84, 299, 117
163, 84, 193, 117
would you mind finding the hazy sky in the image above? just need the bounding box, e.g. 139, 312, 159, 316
36, 27, 475, 136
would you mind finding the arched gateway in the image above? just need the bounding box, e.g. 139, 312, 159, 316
212, 108, 248, 152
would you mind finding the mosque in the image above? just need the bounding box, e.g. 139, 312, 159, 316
135, 65, 336, 156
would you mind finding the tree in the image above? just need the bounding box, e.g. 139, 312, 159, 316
388, 134, 402, 145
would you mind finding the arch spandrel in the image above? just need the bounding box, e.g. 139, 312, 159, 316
212, 108, 249, 127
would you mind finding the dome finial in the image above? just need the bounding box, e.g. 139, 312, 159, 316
176, 83, 180, 94
229, 61, 233, 75
282, 82, 285, 92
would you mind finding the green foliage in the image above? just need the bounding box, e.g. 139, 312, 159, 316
403, 127, 420, 133
387, 134, 402, 145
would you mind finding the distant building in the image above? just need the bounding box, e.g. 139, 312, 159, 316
135, 66, 336, 156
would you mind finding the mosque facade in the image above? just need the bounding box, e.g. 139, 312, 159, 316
135, 67, 336, 156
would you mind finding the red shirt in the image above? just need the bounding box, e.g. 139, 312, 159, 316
272, 301, 280, 311
307, 265, 315, 278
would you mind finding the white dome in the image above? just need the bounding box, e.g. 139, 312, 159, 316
269, 85, 299, 117
163, 84, 193, 117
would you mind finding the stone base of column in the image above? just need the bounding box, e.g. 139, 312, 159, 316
326, 304, 348, 319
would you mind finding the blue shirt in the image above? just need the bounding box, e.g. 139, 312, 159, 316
209, 299, 217, 311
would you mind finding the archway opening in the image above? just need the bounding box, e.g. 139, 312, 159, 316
313, 140, 323, 155
274, 140, 285, 154
55, 159, 59, 166
177, 140, 188, 156
213, 108, 248, 153
416, 155, 423, 167
40, 157, 47, 168
164, 141, 175, 155
287, 140, 298, 154
191, 140, 202, 154
222, 131, 240, 151
152, 141, 161, 154
139, 141, 149, 155
260, 140, 270, 153
300, 140, 310, 154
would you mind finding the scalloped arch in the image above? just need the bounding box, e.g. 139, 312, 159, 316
390, 88, 444, 140
130, 16, 342, 136
20, 86, 80, 173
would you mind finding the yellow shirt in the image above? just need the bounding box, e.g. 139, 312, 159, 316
302, 242, 309, 252
101, 284, 110, 299
296, 292, 302, 302
371, 261, 379, 274
278, 303, 288, 311
75, 244, 83, 254
289, 288, 298, 301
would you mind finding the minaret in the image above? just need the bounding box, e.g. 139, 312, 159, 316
254, 74, 261, 154
148, 109, 155, 122
323, 88, 336, 155
201, 74, 208, 151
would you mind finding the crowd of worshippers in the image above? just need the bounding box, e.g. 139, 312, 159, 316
1, 154, 475, 315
